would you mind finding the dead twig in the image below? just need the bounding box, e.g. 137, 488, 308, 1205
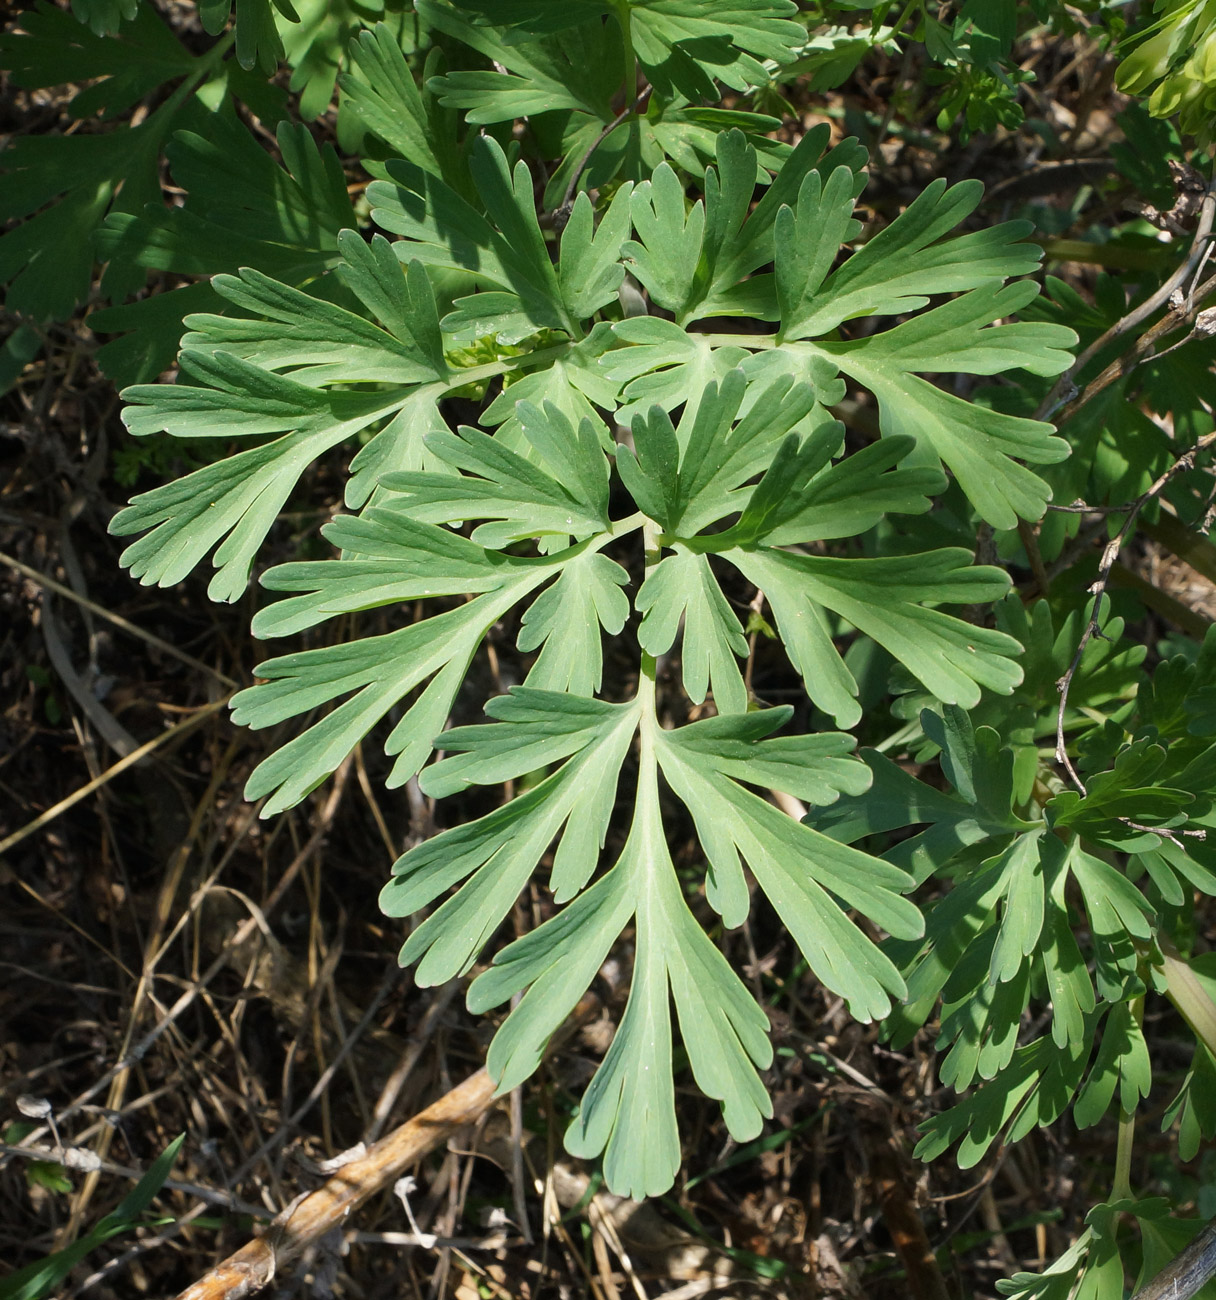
0, 695, 230, 857
174, 995, 599, 1300
0, 551, 237, 688
1036, 181, 1216, 424
174, 1069, 499, 1300
0, 762, 351, 1161
1129, 1216, 1216, 1300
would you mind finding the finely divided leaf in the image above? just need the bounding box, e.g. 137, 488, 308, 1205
234, 572, 555, 814
657, 714, 921, 1016
729, 547, 1022, 728
381, 409, 611, 546
369, 135, 574, 335
519, 552, 630, 695
382, 691, 640, 974
637, 548, 750, 714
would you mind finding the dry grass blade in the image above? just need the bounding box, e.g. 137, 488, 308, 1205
0, 695, 230, 856
0, 551, 238, 687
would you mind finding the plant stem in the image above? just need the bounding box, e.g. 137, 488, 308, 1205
615, 0, 637, 103
1111, 994, 1144, 1202
445, 341, 575, 389
695, 333, 781, 350
149, 28, 237, 127
638, 517, 662, 719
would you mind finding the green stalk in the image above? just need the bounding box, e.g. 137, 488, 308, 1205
697, 333, 782, 350
1111, 994, 1144, 1203
638, 517, 662, 721
444, 341, 576, 390
147, 29, 237, 127
613, 0, 638, 102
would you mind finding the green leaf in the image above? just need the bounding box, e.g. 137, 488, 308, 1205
449, 0, 805, 98
339, 25, 468, 193
112, 354, 398, 601
637, 547, 750, 714
915, 1030, 1091, 1167
251, 510, 515, 638
235, 570, 556, 815
109, 234, 462, 600
561, 854, 681, 1200
938, 932, 1030, 1090
623, 128, 867, 324
470, 752, 772, 1196
275, 0, 394, 121
422, 0, 619, 125
657, 715, 921, 1011
988, 830, 1047, 985
823, 282, 1077, 377
1073, 1001, 1152, 1128
93, 110, 355, 383
1068, 842, 1156, 945
445, 0, 608, 34
777, 179, 1044, 339
607, 363, 832, 537
381, 407, 611, 547
0, 4, 200, 318
182, 239, 447, 385
603, 319, 752, 422
1050, 738, 1193, 844
558, 186, 635, 324
0, 324, 43, 398
823, 287, 1073, 530
810, 747, 994, 885
1163, 1042, 1216, 1162
383, 691, 640, 964
519, 552, 630, 695
198, 0, 297, 74
0, 1134, 184, 1300
728, 547, 1021, 728
482, 326, 622, 443
629, 0, 806, 98
369, 135, 575, 335
71, 0, 140, 37
714, 431, 944, 548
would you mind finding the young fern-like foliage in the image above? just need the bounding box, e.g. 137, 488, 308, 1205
111, 46, 1077, 1194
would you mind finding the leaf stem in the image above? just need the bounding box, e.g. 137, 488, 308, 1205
638, 517, 662, 720
614, 0, 638, 106
1111, 994, 1144, 1202
441, 341, 575, 390
151, 28, 237, 126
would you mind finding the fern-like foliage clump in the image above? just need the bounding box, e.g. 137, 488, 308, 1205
11, 0, 1216, 1290
111, 89, 1079, 1193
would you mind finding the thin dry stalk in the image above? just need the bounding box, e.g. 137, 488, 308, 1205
175, 1067, 499, 1300
174, 995, 598, 1300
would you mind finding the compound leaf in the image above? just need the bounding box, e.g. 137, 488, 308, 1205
93, 111, 356, 382
729, 547, 1022, 728
237, 570, 559, 815
369, 134, 574, 335
519, 552, 630, 695
637, 548, 749, 714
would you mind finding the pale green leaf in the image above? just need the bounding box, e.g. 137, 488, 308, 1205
637, 548, 749, 714
730, 547, 1022, 727
520, 553, 630, 695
